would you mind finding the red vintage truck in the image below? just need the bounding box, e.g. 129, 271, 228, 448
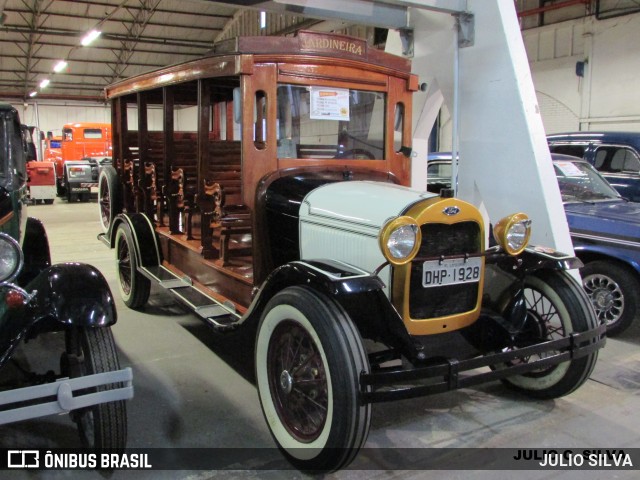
47, 123, 112, 201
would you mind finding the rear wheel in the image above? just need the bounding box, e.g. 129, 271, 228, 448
63, 327, 127, 450
581, 260, 639, 336
255, 286, 371, 472
115, 223, 150, 308
501, 270, 599, 399
99, 166, 122, 233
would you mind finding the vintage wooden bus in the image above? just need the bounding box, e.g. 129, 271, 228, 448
97, 31, 604, 471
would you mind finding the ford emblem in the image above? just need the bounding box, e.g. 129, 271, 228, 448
443, 206, 460, 216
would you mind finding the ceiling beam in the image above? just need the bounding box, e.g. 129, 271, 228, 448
56, 0, 233, 20
2, 25, 213, 49
107, 0, 162, 82
3, 6, 224, 32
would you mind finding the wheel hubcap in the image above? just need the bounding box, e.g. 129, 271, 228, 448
583, 274, 623, 326
279, 370, 293, 394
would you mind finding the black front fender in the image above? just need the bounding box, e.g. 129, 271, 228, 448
244, 260, 421, 358
487, 245, 583, 276
0, 263, 117, 369
25, 263, 118, 327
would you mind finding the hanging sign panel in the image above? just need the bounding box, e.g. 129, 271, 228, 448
310, 87, 350, 121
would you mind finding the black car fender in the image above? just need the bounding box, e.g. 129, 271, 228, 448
484, 245, 583, 330
25, 263, 117, 327
109, 212, 161, 268
244, 259, 417, 354
0, 263, 117, 369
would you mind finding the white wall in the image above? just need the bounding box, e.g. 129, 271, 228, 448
13, 101, 111, 137
523, 12, 640, 133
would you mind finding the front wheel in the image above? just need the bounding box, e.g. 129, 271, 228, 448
581, 260, 639, 336
63, 327, 127, 450
255, 286, 371, 472
501, 270, 599, 399
115, 223, 150, 309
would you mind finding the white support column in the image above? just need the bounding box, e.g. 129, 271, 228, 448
405, 0, 574, 255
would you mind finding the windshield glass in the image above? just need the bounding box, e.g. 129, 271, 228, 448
276, 84, 385, 160
554, 160, 621, 202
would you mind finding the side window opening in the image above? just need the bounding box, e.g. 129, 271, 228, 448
63, 128, 73, 142
623, 149, 640, 172
594, 149, 607, 169
254, 90, 267, 150
394, 103, 404, 153
550, 144, 586, 158
83, 128, 104, 139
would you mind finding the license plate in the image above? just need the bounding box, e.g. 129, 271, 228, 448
422, 257, 482, 287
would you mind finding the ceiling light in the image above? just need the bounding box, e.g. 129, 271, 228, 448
81, 29, 102, 46
53, 60, 68, 73
29, 91, 38, 98
39, 78, 50, 89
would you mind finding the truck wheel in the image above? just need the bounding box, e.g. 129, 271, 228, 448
255, 286, 371, 472
115, 223, 150, 308
99, 166, 122, 233
63, 327, 127, 450
500, 270, 599, 399
581, 260, 639, 336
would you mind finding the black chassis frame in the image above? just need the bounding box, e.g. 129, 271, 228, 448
116, 210, 606, 405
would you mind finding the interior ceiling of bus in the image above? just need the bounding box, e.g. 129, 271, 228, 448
0, 0, 616, 103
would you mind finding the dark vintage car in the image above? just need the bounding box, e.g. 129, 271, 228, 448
0, 103, 132, 447
428, 152, 640, 336
548, 131, 640, 202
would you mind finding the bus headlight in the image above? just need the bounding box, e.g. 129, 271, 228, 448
379, 216, 421, 266
493, 213, 532, 256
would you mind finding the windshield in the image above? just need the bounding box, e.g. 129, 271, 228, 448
554, 160, 621, 203
276, 84, 385, 160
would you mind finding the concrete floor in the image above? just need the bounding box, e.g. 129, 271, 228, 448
2, 198, 640, 479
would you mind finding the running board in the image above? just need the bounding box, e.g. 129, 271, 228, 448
140, 265, 240, 332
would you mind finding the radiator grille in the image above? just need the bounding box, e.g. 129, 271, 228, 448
409, 222, 481, 319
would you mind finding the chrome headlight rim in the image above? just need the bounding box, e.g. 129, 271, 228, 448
493, 212, 532, 256
0, 233, 24, 286
379, 216, 422, 266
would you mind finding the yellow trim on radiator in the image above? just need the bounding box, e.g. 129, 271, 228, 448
391, 196, 485, 336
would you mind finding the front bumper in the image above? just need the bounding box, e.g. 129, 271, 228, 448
0, 367, 133, 425
360, 323, 605, 403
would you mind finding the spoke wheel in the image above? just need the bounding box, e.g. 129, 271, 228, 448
500, 270, 599, 399
115, 223, 150, 309
98, 166, 121, 233
581, 260, 639, 336
268, 320, 328, 442
256, 286, 370, 472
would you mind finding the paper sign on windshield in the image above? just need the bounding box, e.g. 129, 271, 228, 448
310, 87, 350, 121
555, 161, 587, 177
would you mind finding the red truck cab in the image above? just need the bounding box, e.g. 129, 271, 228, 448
51, 123, 112, 200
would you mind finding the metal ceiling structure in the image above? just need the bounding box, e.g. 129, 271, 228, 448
0, 0, 611, 103
0, 0, 239, 101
